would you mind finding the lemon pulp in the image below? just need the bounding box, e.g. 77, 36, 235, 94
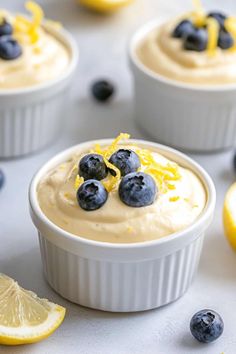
0, 273, 66, 345
223, 182, 236, 250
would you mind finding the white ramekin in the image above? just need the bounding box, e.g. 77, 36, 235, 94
29, 139, 216, 312
0, 24, 78, 158
129, 20, 236, 152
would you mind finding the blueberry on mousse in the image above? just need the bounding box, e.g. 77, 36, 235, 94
172, 20, 195, 38
109, 149, 141, 177
91, 80, 115, 102
218, 29, 234, 49
77, 179, 108, 211
184, 28, 208, 52
0, 36, 22, 60
0, 19, 13, 37
79, 154, 108, 181
190, 309, 224, 343
119, 172, 157, 207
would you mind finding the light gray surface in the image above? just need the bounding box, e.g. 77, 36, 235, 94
1, 0, 236, 353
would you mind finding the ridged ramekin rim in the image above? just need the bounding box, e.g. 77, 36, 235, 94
129, 18, 236, 92
0, 23, 78, 96
29, 138, 216, 250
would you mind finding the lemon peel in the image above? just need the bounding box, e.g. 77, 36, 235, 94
13, 1, 58, 46
25, 1, 44, 28
190, 0, 206, 27
169, 196, 180, 202
206, 17, 219, 56
93, 133, 130, 159
74, 175, 84, 190
134, 147, 181, 193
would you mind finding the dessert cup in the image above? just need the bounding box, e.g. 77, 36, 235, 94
129, 20, 236, 152
29, 139, 216, 312
0, 24, 78, 158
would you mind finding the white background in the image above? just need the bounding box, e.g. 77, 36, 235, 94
1, 0, 236, 353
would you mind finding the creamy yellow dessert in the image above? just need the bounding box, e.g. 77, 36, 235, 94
37, 134, 206, 243
137, 3, 236, 85
0, 2, 70, 89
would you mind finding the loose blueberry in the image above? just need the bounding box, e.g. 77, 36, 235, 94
0, 36, 22, 60
218, 29, 234, 49
207, 12, 227, 30
119, 172, 157, 207
172, 20, 195, 38
190, 309, 224, 343
109, 149, 141, 177
77, 179, 108, 211
79, 154, 108, 181
91, 80, 114, 102
184, 28, 208, 52
0, 169, 5, 190
0, 19, 13, 37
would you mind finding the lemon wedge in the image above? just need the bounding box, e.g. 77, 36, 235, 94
78, 0, 133, 13
223, 182, 236, 250
0, 274, 66, 345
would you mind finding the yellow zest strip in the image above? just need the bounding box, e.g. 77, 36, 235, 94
13, 1, 44, 45
169, 196, 180, 202
135, 148, 181, 193
93, 133, 130, 160
190, 11, 206, 28
74, 175, 84, 190
190, 0, 206, 27
25, 1, 44, 28
206, 17, 219, 56
102, 158, 121, 192
167, 183, 176, 190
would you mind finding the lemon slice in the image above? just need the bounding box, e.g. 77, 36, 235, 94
223, 182, 236, 250
0, 274, 66, 345
78, 0, 133, 13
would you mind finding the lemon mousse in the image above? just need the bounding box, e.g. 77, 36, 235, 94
0, 2, 70, 89
37, 134, 206, 243
137, 2, 236, 85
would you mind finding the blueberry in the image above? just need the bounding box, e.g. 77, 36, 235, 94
0, 36, 22, 60
91, 80, 114, 102
119, 172, 157, 207
190, 309, 224, 343
207, 12, 227, 30
0, 19, 13, 37
172, 20, 195, 38
184, 28, 208, 52
0, 169, 5, 190
218, 29, 234, 49
109, 149, 141, 177
77, 179, 108, 211
79, 154, 108, 181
